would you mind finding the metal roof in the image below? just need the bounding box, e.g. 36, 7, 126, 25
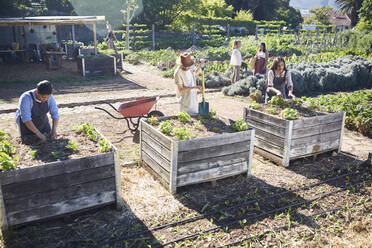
0, 16, 106, 26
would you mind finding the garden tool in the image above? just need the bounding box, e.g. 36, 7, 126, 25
198, 64, 209, 116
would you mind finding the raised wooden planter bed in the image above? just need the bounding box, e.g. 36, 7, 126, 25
0, 133, 122, 230
64, 43, 82, 59
140, 118, 255, 193
243, 108, 345, 167
76, 55, 117, 77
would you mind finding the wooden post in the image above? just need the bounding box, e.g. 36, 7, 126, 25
0, 184, 9, 231
132, 23, 136, 50
72, 24, 76, 49
227, 24, 230, 38
192, 24, 195, 47
338, 112, 346, 153
283, 120, 293, 167
315, 27, 319, 45
255, 24, 258, 40
169, 141, 179, 194
247, 129, 255, 177
93, 23, 97, 55
152, 24, 155, 51
334, 29, 337, 47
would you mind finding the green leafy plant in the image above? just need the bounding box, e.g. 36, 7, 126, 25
266, 106, 279, 115
279, 108, 299, 120
0, 130, 17, 170
65, 141, 79, 152
269, 96, 287, 107
159, 120, 173, 135
248, 101, 261, 110
147, 116, 159, 125
172, 127, 192, 140
51, 151, 59, 159
0, 152, 17, 170
99, 139, 112, 153
208, 109, 217, 118
177, 111, 192, 123
30, 149, 37, 159
232, 119, 249, 131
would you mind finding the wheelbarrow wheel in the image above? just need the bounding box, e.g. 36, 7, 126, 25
147, 110, 164, 118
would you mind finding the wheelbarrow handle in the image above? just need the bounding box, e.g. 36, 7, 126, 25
95, 107, 126, 119
101, 101, 118, 112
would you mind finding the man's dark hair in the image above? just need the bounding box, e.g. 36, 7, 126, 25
37, 80, 53, 95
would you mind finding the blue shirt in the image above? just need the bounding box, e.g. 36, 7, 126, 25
16, 89, 59, 125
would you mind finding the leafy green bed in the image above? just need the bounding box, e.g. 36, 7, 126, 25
247, 90, 372, 136
146, 111, 249, 140
0, 123, 112, 171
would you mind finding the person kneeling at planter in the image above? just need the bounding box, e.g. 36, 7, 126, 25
174, 53, 202, 115
265, 57, 296, 103
16, 80, 59, 143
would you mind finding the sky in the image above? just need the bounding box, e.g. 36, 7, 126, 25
289, 0, 338, 10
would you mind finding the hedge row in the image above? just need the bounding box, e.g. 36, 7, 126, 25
221, 56, 372, 97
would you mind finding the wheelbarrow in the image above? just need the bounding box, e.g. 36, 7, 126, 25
95, 97, 164, 133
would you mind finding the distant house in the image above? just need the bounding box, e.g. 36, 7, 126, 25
328, 9, 351, 28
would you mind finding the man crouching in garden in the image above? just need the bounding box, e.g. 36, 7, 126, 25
16, 80, 59, 144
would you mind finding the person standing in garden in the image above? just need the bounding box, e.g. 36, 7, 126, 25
174, 53, 203, 114
230, 40, 243, 84
254, 42, 269, 75
16, 80, 59, 144
265, 57, 296, 103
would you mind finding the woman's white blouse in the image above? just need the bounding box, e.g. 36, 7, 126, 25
230, 48, 242, 66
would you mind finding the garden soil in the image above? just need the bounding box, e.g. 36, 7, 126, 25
0, 63, 371, 247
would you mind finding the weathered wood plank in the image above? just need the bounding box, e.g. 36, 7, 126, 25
254, 129, 285, 148
178, 130, 252, 152
292, 112, 344, 129
177, 151, 249, 175
141, 121, 172, 148
142, 141, 171, 172
177, 161, 248, 187
255, 138, 284, 157
5, 177, 115, 213
254, 147, 284, 166
338, 112, 346, 153
7, 191, 116, 226
245, 118, 286, 137
291, 122, 342, 139
290, 139, 340, 157
2, 165, 115, 199
283, 120, 293, 167
291, 130, 341, 148
0, 185, 8, 231
245, 108, 287, 127
0, 152, 114, 185
178, 140, 251, 163
142, 151, 170, 184
169, 141, 178, 193
141, 131, 172, 160
247, 130, 255, 176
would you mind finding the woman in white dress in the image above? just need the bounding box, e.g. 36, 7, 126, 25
174, 53, 202, 115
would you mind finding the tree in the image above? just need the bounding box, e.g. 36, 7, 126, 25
335, 0, 363, 26
234, 9, 253, 21
356, 0, 372, 31
121, 0, 142, 50
225, 0, 260, 12
306, 6, 333, 25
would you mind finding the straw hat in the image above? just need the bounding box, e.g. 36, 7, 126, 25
176, 52, 195, 67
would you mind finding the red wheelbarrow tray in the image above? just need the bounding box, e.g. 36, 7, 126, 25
118, 97, 157, 118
